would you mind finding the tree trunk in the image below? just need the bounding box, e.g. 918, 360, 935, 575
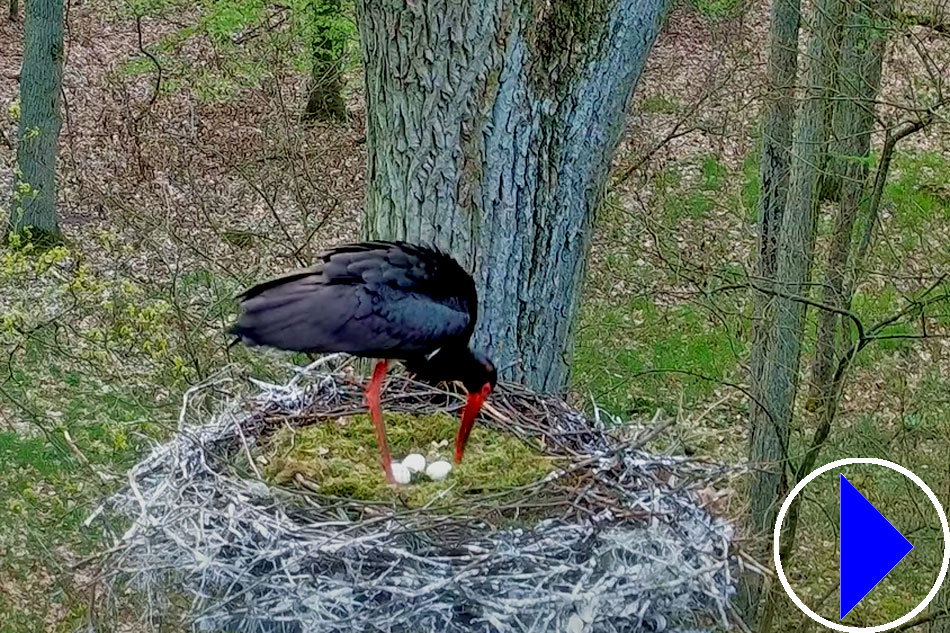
740, 0, 801, 620
358, 0, 669, 392
746, 0, 801, 539
745, 0, 843, 626
820, 0, 885, 202
931, 470, 950, 633
10, 0, 18, 21
808, 0, 887, 412
750, 0, 842, 531
303, 0, 346, 122
9, 0, 64, 242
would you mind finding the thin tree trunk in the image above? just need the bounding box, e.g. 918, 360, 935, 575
776, 118, 932, 633
751, 0, 842, 532
740, 0, 801, 620
843, 119, 928, 304
358, 0, 669, 392
819, 0, 856, 203
820, 0, 887, 202
303, 0, 346, 121
10, 0, 18, 21
9, 0, 64, 242
746, 0, 801, 536
746, 0, 842, 627
809, 0, 887, 412
931, 450, 950, 633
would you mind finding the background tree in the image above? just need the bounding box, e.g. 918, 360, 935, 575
358, 0, 670, 392
745, 0, 801, 541
743, 0, 949, 625
8, 0, 64, 242
740, 0, 801, 618
808, 0, 888, 414
302, 0, 347, 121
748, 0, 843, 533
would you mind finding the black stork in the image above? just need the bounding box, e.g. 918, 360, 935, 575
229, 240, 497, 484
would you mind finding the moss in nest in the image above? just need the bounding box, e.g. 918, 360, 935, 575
262, 412, 561, 507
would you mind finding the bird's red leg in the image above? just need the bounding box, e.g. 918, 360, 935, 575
454, 383, 492, 464
366, 359, 395, 484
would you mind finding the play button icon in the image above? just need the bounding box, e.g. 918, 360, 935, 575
840, 474, 914, 619
774, 458, 950, 632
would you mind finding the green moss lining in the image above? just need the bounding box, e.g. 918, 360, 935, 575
261, 412, 560, 507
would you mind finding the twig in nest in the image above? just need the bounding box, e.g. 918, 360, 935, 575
90, 355, 748, 633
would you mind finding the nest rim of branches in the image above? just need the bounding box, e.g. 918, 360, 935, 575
91, 354, 747, 633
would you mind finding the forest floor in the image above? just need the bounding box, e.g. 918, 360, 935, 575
1, 0, 949, 630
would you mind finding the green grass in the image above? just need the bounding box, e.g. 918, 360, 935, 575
640, 94, 682, 115
860, 152, 950, 268
701, 156, 728, 191
575, 153, 751, 421
686, 0, 745, 20
0, 428, 113, 632
740, 152, 761, 222
574, 298, 745, 418
887, 153, 950, 228
667, 191, 716, 220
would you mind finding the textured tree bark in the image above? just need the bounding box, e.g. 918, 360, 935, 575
931, 499, 950, 633
741, 0, 801, 620
9, 0, 64, 240
929, 597, 950, 632
808, 0, 887, 412
820, 0, 886, 202
303, 0, 347, 122
746, 0, 801, 538
357, 0, 669, 392
749, 0, 843, 553
747, 4, 845, 626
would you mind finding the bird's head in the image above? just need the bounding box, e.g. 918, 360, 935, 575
455, 348, 496, 464
460, 349, 497, 394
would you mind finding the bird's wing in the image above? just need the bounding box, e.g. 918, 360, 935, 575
230, 241, 475, 355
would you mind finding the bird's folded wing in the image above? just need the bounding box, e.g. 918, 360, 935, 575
231, 245, 473, 355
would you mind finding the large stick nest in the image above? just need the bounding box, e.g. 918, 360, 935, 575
90, 355, 745, 633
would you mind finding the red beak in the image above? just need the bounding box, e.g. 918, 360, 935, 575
455, 383, 492, 464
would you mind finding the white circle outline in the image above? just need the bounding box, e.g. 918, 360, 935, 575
774, 457, 950, 633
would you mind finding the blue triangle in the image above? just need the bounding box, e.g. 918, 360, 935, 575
840, 474, 913, 619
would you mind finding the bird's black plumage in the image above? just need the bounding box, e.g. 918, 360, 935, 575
230, 241, 489, 385
231, 240, 498, 474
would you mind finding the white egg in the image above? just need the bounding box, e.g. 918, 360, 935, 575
402, 453, 426, 473
391, 462, 412, 485
425, 460, 453, 481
